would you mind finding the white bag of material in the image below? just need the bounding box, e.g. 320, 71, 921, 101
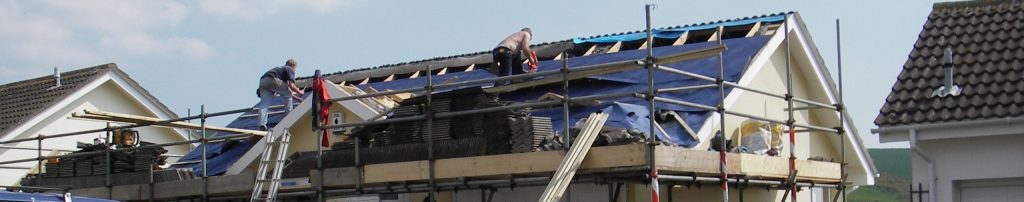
730, 120, 783, 155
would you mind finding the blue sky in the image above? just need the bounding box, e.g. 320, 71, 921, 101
0, 0, 945, 148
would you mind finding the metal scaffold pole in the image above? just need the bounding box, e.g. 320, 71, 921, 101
201, 105, 209, 201
643, 4, 661, 202
426, 65, 437, 202
834, 18, 848, 202
784, 15, 798, 202
105, 122, 112, 199
715, 25, 729, 202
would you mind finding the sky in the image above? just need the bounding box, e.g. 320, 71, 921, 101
0, 0, 947, 148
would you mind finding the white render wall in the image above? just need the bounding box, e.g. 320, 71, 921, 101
0, 80, 186, 185
912, 134, 1024, 202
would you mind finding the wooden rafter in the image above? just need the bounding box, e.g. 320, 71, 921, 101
434, 67, 447, 75
672, 31, 689, 45
465, 64, 476, 71
73, 110, 269, 136
383, 74, 395, 82
746, 22, 762, 37
408, 71, 420, 79
707, 26, 723, 41
606, 41, 623, 53
582, 44, 597, 56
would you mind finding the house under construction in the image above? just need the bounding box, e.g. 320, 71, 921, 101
6, 9, 875, 202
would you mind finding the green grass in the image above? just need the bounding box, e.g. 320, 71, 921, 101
867, 148, 911, 179
848, 148, 911, 201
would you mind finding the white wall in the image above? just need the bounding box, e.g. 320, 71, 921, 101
0, 80, 186, 185
912, 134, 1024, 202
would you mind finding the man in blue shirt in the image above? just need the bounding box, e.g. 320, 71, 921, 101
257, 59, 304, 130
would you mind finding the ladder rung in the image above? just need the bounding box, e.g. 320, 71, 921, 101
261, 160, 286, 163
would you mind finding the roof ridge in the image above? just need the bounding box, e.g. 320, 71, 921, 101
307, 11, 792, 80
0, 63, 112, 90
934, 0, 1023, 10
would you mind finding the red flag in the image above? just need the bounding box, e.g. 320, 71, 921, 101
313, 76, 332, 147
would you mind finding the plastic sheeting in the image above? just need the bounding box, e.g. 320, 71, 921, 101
573, 15, 784, 44
0, 191, 116, 202
499, 36, 769, 147
171, 35, 770, 175
172, 95, 296, 176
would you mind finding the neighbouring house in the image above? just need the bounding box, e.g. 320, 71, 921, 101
0, 64, 189, 185
872, 1, 1024, 201
162, 12, 874, 201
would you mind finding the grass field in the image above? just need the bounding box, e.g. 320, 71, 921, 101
847, 148, 911, 201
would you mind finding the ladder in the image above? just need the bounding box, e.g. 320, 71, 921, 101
538, 112, 608, 202
251, 128, 291, 202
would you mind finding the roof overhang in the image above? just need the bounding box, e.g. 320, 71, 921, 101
873, 116, 1024, 142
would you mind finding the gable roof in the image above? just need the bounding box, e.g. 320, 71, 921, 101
875, 0, 1024, 127
0, 63, 178, 138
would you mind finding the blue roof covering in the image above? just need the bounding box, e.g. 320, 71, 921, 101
573, 15, 784, 44
362, 36, 769, 147
0, 191, 116, 202
172, 34, 770, 176
171, 96, 295, 176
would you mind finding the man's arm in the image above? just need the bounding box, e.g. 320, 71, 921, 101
519, 32, 533, 56
288, 81, 304, 100
520, 33, 539, 71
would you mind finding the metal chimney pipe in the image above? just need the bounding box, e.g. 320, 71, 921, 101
50, 67, 61, 90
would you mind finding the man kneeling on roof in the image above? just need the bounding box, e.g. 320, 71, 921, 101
257, 59, 304, 131
493, 27, 539, 86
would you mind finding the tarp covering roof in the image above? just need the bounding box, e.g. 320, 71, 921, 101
361, 36, 769, 147
171, 96, 295, 176
170, 32, 769, 176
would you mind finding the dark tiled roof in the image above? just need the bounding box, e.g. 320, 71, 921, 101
875, 0, 1024, 126
0, 63, 178, 136
0, 65, 110, 135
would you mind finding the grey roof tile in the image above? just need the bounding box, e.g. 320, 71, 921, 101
876, 0, 1024, 126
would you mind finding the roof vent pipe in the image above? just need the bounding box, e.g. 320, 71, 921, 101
932, 47, 960, 97
49, 67, 61, 90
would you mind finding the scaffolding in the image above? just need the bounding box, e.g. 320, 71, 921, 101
0, 7, 853, 202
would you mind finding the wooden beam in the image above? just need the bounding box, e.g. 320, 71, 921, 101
582, 44, 597, 56
745, 22, 762, 37
553, 53, 564, 60
638, 40, 649, 50
672, 31, 689, 45
464, 64, 476, 71
358, 77, 370, 85
408, 71, 420, 79
707, 26, 723, 41
383, 74, 395, 82
337, 80, 346, 86
667, 111, 699, 140
362, 144, 647, 183
74, 110, 268, 136
436, 67, 447, 75
606, 41, 623, 53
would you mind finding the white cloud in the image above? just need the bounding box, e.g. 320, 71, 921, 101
199, 0, 361, 20
0, 0, 214, 71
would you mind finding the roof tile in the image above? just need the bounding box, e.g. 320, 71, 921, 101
876, 1, 1024, 126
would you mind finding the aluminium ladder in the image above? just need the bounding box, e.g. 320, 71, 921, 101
251, 128, 292, 202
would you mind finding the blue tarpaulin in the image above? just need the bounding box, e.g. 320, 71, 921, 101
354, 36, 769, 148
172, 95, 296, 176
0, 191, 116, 202
573, 15, 784, 44
171, 35, 770, 175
